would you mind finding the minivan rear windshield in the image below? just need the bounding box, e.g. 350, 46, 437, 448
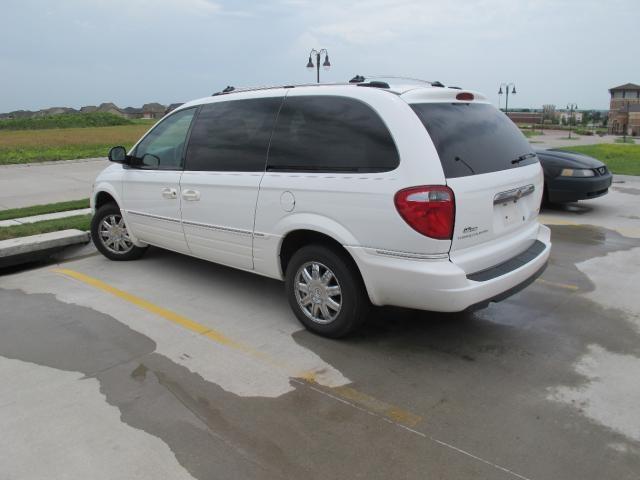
410, 103, 538, 178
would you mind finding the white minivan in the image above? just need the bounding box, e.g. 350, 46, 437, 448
91, 79, 551, 337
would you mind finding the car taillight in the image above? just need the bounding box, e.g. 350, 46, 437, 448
394, 186, 455, 240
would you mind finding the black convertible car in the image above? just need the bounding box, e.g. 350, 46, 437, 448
535, 149, 613, 203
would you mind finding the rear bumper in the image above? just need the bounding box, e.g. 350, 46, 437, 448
347, 224, 551, 312
546, 174, 612, 203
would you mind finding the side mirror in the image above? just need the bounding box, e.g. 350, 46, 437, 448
108, 146, 127, 163
140, 153, 160, 169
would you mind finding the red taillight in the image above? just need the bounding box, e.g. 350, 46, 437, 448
394, 186, 455, 240
456, 92, 474, 101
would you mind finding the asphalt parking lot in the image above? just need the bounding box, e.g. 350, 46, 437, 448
1, 176, 640, 480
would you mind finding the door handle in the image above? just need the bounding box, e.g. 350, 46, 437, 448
182, 189, 201, 201
161, 187, 177, 199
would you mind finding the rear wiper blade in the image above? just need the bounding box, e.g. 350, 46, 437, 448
511, 153, 537, 164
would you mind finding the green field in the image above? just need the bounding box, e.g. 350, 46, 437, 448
0, 112, 133, 130
0, 123, 155, 164
557, 144, 640, 176
0, 214, 91, 240
0, 199, 89, 221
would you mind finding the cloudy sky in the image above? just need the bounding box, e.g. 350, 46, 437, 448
1, 0, 638, 112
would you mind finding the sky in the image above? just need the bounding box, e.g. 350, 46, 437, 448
1, 0, 638, 113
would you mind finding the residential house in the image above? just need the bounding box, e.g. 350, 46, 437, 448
141, 103, 166, 119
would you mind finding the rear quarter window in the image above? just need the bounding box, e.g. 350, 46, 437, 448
267, 95, 399, 173
410, 103, 537, 178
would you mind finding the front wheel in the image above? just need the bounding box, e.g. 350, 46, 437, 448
91, 203, 147, 261
285, 245, 369, 338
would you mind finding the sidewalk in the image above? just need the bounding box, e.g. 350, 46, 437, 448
0, 158, 108, 209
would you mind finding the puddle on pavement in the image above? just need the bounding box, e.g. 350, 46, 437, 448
2, 223, 640, 479
612, 186, 640, 196
0, 288, 496, 480
290, 224, 640, 477
542, 203, 593, 215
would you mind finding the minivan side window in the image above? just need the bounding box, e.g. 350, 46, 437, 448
267, 96, 399, 173
132, 108, 196, 170
184, 97, 283, 172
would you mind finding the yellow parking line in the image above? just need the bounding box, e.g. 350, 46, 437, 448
535, 278, 580, 291
52, 268, 422, 429
297, 370, 422, 427
53, 268, 245, 349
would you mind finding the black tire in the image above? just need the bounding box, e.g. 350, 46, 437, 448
285, 244, 370, 338
91, 203, 147, 261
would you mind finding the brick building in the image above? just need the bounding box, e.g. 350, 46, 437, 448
608, 83, 640, 135
506, 111, 543, 125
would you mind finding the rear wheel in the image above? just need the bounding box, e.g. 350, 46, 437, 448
285, 245, 369, 338
91, 203, 147, 261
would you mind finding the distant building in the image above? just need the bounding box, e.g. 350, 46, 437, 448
608, 83, 640, 135
506, 111, 543, 125
556, 109, 583, 124
141, 103, 166, 119
96, 102, 124, 116
122, 107, 144, 119
1, 101, 168, 121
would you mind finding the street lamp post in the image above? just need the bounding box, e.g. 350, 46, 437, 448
498, 83, 516, 114
567, 103, 578, 139
306, 49, 330, 83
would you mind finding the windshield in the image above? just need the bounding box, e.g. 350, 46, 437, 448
410, 102, 538, 178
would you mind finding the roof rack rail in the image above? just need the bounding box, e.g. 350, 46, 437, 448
212, 85, 235, 96
357, 81, 390, 89
352, 75, 449, 88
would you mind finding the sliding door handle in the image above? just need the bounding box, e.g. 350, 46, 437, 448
182, 189, 201, 201
161, 187, 177, 199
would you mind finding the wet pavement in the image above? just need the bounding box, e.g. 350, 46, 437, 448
1, 177, 640, 479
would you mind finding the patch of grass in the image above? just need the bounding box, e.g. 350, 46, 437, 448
615, 137, 636, 144
0, 199, 89, 221
0, 112, 133, 130
130, 119, 158, 125
556, 144, 640, 176
0, 124, 153, 164
0, 214, 91, 240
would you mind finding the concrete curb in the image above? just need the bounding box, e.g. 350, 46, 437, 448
0, 208, 92, 228
0, 229, 91, 268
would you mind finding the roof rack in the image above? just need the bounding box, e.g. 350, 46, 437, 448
353, 75, 449, 88
357, 81, 390, 89
211, 82, 353, 97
